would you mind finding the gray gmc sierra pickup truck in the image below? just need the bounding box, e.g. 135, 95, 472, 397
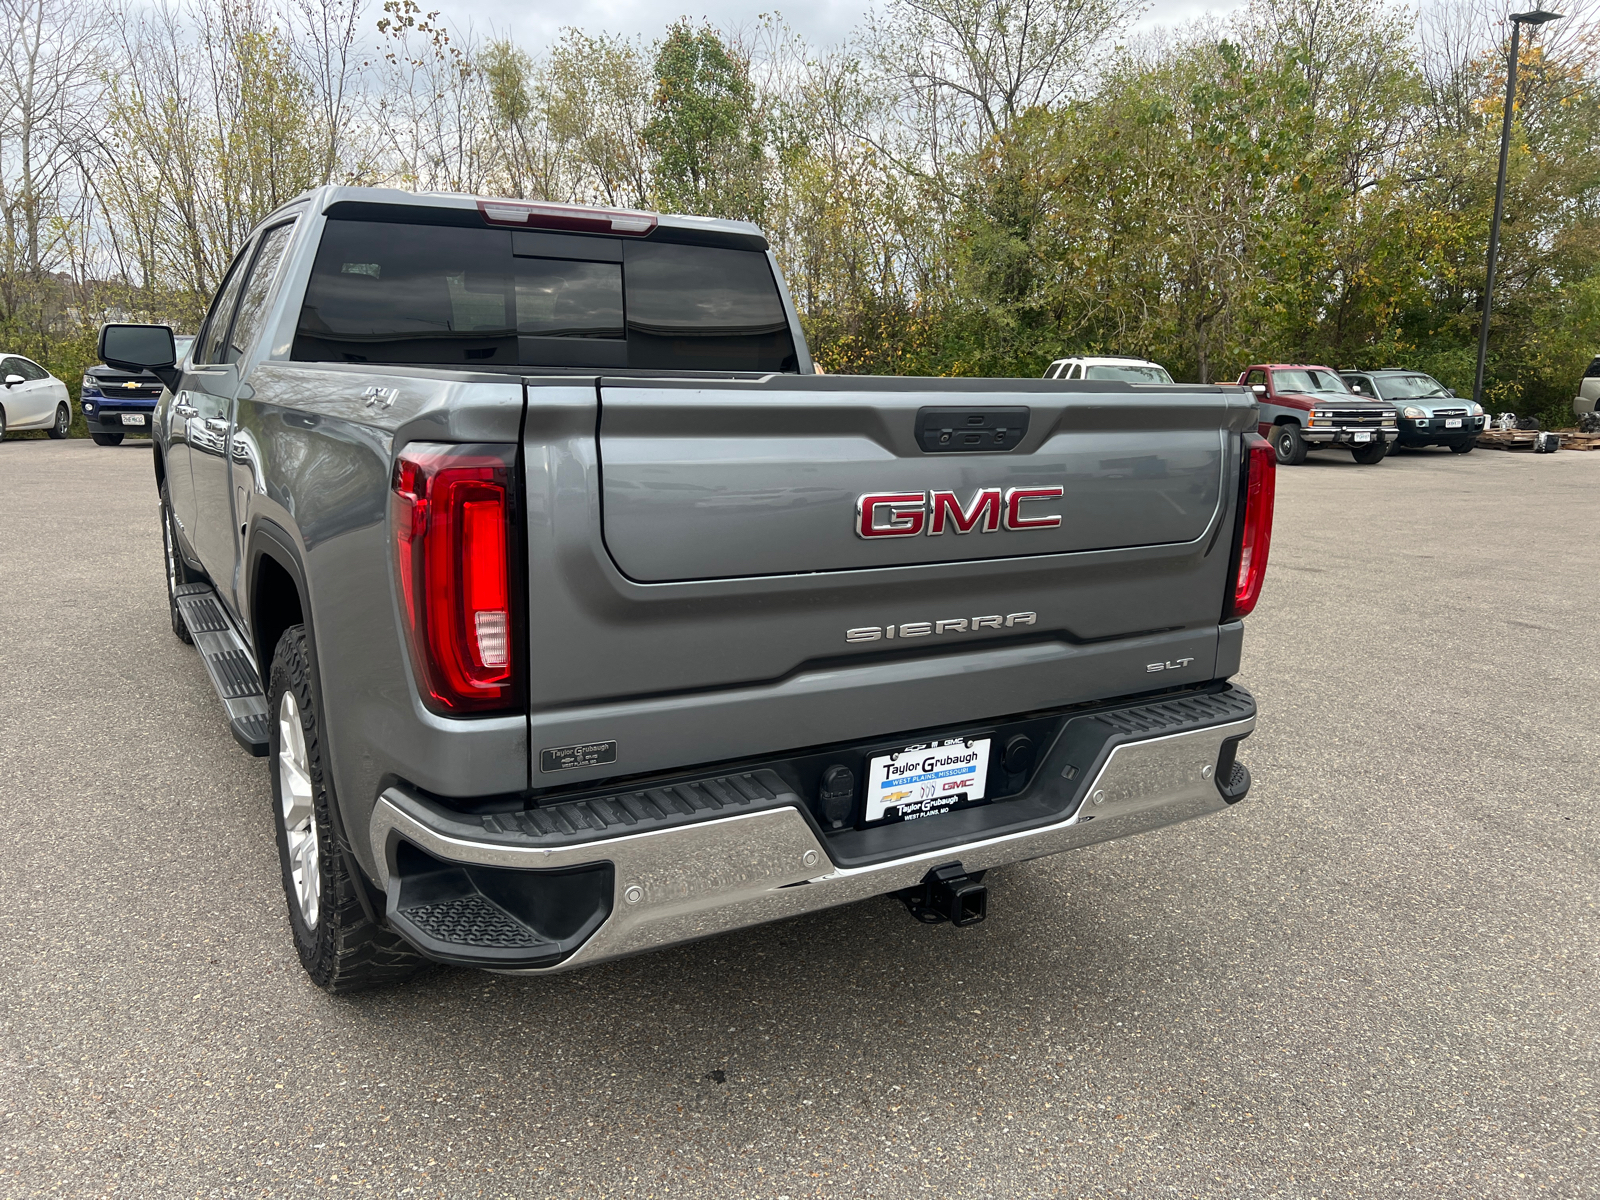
100, 187, 1273, 993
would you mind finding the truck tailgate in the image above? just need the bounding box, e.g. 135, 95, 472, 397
600, 383, 1225, 580
524, 375, 1255, 788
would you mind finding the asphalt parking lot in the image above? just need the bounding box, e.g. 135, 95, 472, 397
1, 437, 1596, 1199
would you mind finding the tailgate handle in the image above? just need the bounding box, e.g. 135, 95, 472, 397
915, 407, 1030, 453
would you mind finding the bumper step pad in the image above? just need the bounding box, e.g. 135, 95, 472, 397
462, 769, 801, 849
385, 840, 614, 969
174, 583, 270, 756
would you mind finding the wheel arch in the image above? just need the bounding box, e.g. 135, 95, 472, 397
248, 518, 385, 915
248, 523, 308, 676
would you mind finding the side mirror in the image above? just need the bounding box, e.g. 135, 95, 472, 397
4, 374, 22, 388
1251, 383, 1267, 396
99, 323, 180, 390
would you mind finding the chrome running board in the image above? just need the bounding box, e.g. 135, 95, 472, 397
174, 583, 270, 756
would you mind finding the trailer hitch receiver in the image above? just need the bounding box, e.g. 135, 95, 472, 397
897, 862, 987, 927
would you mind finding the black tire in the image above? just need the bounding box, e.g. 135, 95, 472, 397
47, 403, 70, 439
1450, 440, 1475, 454
268, 626, 425, 994
160, 484, 197, 644
1272, 422, 1308, 465
1351, 441, 1387, 465
0, 406, 8, 441
92, 431, 124, 446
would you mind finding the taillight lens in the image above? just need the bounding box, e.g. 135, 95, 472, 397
1226, 433, 1276, 619
392, 444, 520, 713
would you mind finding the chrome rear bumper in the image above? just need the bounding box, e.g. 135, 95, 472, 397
368, 704, 1255, 974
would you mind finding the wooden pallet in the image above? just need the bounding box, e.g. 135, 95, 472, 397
1475, 429, 1538, 450
1475, 429, 1600, 451
1554, 431, 1600, 451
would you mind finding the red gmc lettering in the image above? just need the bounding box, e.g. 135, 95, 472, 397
1004, 486, 1065, 530
855, 487, 1064, 538
928, 488, 1001, 535
856, 493, 927, 538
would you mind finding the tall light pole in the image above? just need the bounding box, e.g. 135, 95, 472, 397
1474, 7, 1564, 407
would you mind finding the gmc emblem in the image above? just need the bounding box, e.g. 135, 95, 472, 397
856, 487, 1064, 539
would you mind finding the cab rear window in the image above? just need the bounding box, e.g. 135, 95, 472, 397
293, 219, 798, 373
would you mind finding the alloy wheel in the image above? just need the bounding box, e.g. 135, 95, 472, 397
55, 406, 69, 436
277, 691, 321, 929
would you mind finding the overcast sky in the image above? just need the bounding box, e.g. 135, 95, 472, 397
455, 0, 1247, 53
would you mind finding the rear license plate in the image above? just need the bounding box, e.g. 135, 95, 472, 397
1352, 430, 1371, 443
866, 736, 991, 823
1445, 418, 1462, 428
121, 413, 146, 426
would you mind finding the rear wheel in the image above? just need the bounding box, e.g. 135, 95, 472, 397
1272, 423, 1308, 465
1450, 440, 1475, 454
161, 484, 197, 644
1351, 442, 1387, 465
47, 403, 70, 439
92, 430, 124, 446
269, 626, 424, 994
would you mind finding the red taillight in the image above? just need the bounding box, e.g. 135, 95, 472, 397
392, 444, 519, 713
476, 199, 657, 236
1226, 433, 1276, 619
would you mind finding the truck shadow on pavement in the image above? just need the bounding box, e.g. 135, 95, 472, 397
328, 858, 1197, 1106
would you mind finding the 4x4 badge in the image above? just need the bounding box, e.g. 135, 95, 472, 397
856, 487, 1064, 538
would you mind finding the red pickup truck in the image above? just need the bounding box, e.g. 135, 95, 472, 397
1238, 364, 1399, 465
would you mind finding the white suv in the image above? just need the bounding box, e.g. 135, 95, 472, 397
1045, 355, 1174, 383
1574, 356, 1600, 418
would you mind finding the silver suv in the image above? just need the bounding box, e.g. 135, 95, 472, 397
1575, 356, 1600, 419
1341, 369, 1485, 453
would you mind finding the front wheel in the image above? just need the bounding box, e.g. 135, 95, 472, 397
1449, 440, 1475, 455
1272, 423, 1308, 465
47, 403, 70, 439
268, 626, 425, 994
91, 431, 124, 446
1351, 442, 1387, 465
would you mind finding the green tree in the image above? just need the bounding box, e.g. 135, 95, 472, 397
643, 22, 765, 220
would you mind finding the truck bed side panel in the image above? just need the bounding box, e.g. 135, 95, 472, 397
236, 362, 528, 873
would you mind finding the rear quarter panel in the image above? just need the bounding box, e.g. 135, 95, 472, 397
235, 362, 528, 876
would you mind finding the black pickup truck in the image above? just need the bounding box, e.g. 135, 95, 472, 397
100, 187, 1271, 991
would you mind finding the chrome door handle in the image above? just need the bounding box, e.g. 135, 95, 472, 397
204, 418, 228, 431
173, 403, 197, 417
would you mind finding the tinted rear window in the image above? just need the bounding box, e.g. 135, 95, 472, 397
293, 219, 798, 372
